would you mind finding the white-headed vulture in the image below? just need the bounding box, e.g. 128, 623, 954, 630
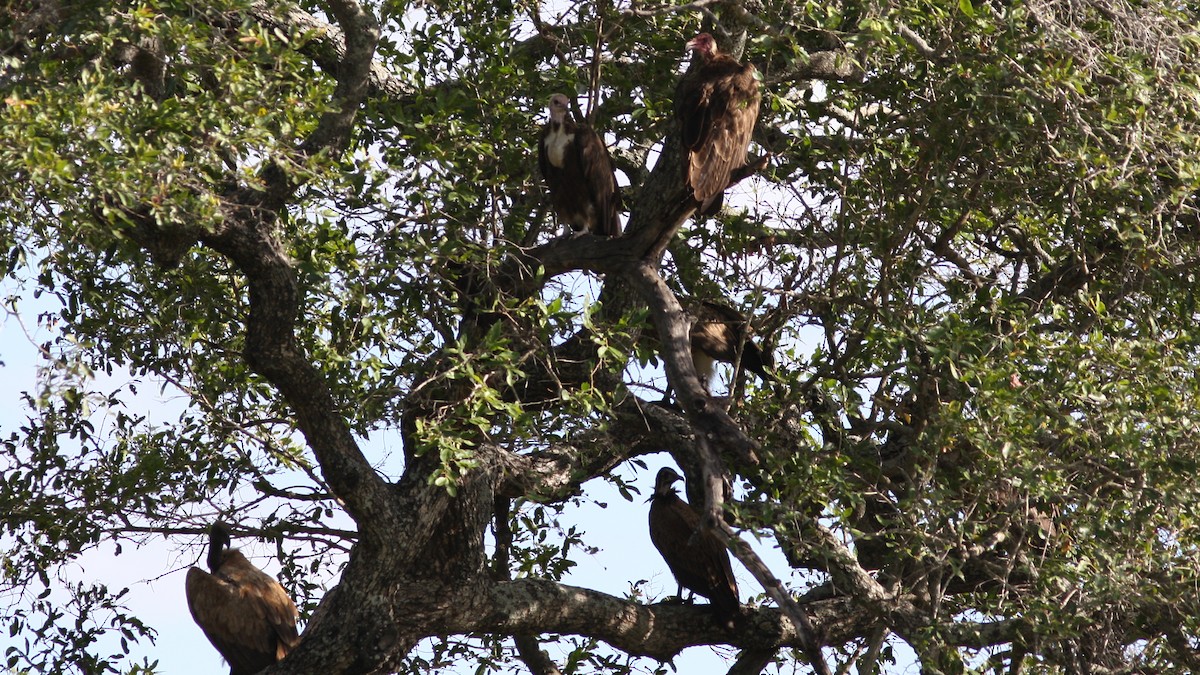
538, 93, 622, 237
185, 521, 300, 675
648, 467, 740, 629
690, 300, 775, 389
674, 33, 761, 213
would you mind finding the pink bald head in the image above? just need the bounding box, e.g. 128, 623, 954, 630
685, 33, 717, 57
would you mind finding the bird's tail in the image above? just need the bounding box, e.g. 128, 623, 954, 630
711, 592, 740, 631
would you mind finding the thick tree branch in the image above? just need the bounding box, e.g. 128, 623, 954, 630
624, 262, 760, 465
242, 1, 410, 100
200, 0, 388, 536
802, 519, 898, 609
472, 579, 869, 660
765, 50, 864, 84
496, 397, 694, 499
298, 0, 379, 156
626, 0, 723, 20
201, 203, 388, 534
468, 579, 1038, 663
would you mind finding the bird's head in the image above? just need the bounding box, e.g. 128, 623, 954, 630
685, 33, 717, 58
547, 93, 571, 124
651, 467, 683, 500
206, 521, 233, 571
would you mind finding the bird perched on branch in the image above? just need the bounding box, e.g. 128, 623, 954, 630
647, 467, 740, 629
690, 300, 775, 390
675, 33, 762, 214
185, 521, 300, 675
538, 93, 622, 237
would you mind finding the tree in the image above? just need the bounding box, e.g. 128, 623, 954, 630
3, 0, 1200, 672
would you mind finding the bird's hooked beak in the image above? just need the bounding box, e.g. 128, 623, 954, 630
685, 37, 701, 52
650, 469, 682, 500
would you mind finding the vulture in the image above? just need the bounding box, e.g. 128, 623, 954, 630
185, 521, 300, 675
674, 33, 762, 213
647, 467, 740, 629
691, 300, 775, 389
538, 93, 622, 237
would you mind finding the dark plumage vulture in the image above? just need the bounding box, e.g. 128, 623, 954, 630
538, 93, 622, 237
185, 522, 300, 675
690, 301, 775, 388
675, 33, 762, 213
648, 467, 740, 629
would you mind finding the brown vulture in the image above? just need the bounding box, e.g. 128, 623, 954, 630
538, 93, 622, 237
690, 300, 775, 389
674, 33, 761, 213
648, 467, 740, 629
185, 521, 300, 675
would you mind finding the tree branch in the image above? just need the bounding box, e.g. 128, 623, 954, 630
727, 648, 778, 675
469, 580, 1037, 663
765, 49, 864, 85
624, 262, 760, 466
495, 397, 694, 499
712, 520, 831, 675
514, 636, 564, 675
472, 579, 872, 660
626, 0, 722, 21
200, 0, 389, 537
298, 0, 379, 156
897, 22, 938, 58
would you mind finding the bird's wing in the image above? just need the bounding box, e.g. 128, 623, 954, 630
186, 567, 279, 675
256, 571, 302, 655
699, 300, 746, 324
576, 127, 622, 236
675, 69, 712, 153
696, 526, 739, 606
227, 562, 300, 657
650, 496, 727, 599
690, 301, 745, 362
680, 61, 761, 203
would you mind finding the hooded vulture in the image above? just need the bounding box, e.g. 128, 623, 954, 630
691, 300, 775, 389
648, 467, 740, 629
675, 33, 761, 213
185, 521, 300, 675
538, 93, 622, 237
